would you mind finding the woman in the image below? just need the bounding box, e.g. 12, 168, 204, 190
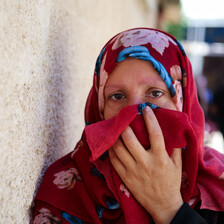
33, 28, 224, 224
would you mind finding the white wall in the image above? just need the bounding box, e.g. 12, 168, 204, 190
0, 0, 157, 223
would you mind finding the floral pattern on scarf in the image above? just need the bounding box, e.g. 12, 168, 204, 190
219, 172, 224, 180
53, 168, 81, 190
120, 184, 130, 198
71, 140, 84, 158
112, 29, 177, 55
33, 208, 61, 224
170, 65, 183, 111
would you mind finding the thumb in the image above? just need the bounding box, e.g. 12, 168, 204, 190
170, 148, 182, 169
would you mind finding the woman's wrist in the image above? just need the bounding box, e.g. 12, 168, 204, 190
149, 199, 183, 224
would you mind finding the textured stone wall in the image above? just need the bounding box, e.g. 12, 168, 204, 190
0, 0, 157, 223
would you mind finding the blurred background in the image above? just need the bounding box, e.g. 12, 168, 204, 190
0, 0, 223, 223
158, 0, 224, 153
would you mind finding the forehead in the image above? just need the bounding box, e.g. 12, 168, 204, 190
107, 58, 165, 84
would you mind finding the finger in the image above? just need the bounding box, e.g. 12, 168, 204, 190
112, 138, 136, 168
120, 126, 146, 162
142, 106, 166, 155
108, 148, 127, 178
170, 148, 182, 169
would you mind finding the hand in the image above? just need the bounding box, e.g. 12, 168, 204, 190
108, 106, 183, 224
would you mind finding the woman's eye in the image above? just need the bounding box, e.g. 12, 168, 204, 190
148, 90, 163, 98
110, 93, 125, 100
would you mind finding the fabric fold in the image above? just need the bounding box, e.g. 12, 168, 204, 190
85, 104, 139, 161
85, 104, 195, 161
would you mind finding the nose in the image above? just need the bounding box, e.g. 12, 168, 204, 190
127, 92, 147, 106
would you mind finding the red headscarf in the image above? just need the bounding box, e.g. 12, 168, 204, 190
34, 28, 224, 224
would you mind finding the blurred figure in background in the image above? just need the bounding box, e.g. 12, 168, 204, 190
196, 75, 224, 153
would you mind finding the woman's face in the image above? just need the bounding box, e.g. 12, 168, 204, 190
104, 58, 177, 120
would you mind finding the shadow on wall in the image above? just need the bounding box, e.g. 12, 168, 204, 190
30, 12, 74, 217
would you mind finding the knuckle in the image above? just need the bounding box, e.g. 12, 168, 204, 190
158, 158, 169, 168
113, 143, 123, 152
152, 130, 162, 139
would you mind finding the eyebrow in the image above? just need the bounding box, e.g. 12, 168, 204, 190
104, 84, 125, 90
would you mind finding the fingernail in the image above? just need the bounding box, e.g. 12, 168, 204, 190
144, 106, 150, 112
